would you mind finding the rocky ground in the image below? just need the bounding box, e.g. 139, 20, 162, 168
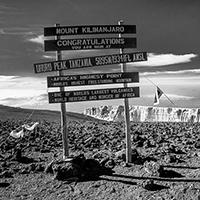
1, 119, 200, 199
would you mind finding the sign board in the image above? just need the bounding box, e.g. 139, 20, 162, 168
48, 87, 139, 103
44, 25, 136, 36
34, 52, 146, 73
47, 72, 139, 88
44, 37, 136, 52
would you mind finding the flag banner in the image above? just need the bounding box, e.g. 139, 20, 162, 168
153, 87, 163, 105
22, 122, 39, 131
10, 122, 39, 139
10, 129, 24, 139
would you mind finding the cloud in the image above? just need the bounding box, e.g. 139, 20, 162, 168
42, 49, 98, 59
0, 75, 46, 87
0, 94, 48, 108
0, 75, 47, 98
28, 35, 99, 59
28, 35, 115, 55
43, 54, 55, 59
0, 4, 18, 12
145, 93, 195, 100
0, 28, 34, 35
167, 94, 195, 100
0, 75, 20, 81
0, 88, 44, 99
29, 35, 44, 44
0, 3, 21, 16
0, 5, 11, 10
128, 53, 198, 67
0, 75, 49, 108
39, 52, 198, 70
0, 28, 5, 34
141, 69, 200, 76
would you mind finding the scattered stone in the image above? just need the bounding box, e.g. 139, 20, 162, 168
142, 180, 169, 191
20, 169, 29, 174
164, 155, 177, 163
104, 159, 115, 169
195, 140, 200, 149
0, 170, 13, 178
164, 154, 184, 164
28, 163, 37, 172
115, 148, 140, 163
93, 150, 112, 160
121, 162, 132, 167
142, 179, 154, 188
110, 187, 116, 193
100, 157, 110, 166
158, 166, 184, 178
144, 161, 161, 176
12, 148, 22, 161
115, 149, 126, 161
0, 182, 10, 187
40, 149, 51, 153
1, 161, 7, 168
45, 161, 54, 174
35, 163, 45, 172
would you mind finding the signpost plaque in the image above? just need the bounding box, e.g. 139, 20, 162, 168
44, 37, 137, 51
47, 72, 139, 87
48, 87, 140, 103
34, 52, 147, 73
44, 25, 136, 36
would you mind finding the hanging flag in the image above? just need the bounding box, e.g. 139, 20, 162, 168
153, 86, 163, 106
10, 129, 24, 139
10, 122, 39, 139
22, 122, 39, 131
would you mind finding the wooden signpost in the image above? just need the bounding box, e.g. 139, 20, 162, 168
34, 22, 147, 162
118, 20, 132, 163
55, 24, 69, 159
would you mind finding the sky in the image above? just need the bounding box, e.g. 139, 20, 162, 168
0, 0, 200, 113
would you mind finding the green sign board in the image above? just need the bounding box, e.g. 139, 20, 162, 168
47, 72, 139, 87
44, 37, 137, 51
44, 25, 136, 36
48, 87, 140, 103
34, 52, 147, 73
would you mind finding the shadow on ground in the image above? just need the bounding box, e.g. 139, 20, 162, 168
0, 182, 10, 187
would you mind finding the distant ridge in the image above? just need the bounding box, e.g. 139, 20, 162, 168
85, 105, 200, 122
0, 104, 98, 122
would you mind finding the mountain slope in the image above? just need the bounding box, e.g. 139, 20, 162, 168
0, 104, 97, 122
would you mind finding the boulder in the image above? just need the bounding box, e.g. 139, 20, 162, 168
46, 154, 114, 181
0, 170, 13, 178
54, 162, 79, 181
144, 161, 161, 176
115, 148, 140, 162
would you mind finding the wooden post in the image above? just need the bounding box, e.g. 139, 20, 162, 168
118, 20, 132, 163
55, 24, 69, 160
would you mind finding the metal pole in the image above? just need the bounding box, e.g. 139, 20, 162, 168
118, 20, 132, 163
55, 24, 69, 160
